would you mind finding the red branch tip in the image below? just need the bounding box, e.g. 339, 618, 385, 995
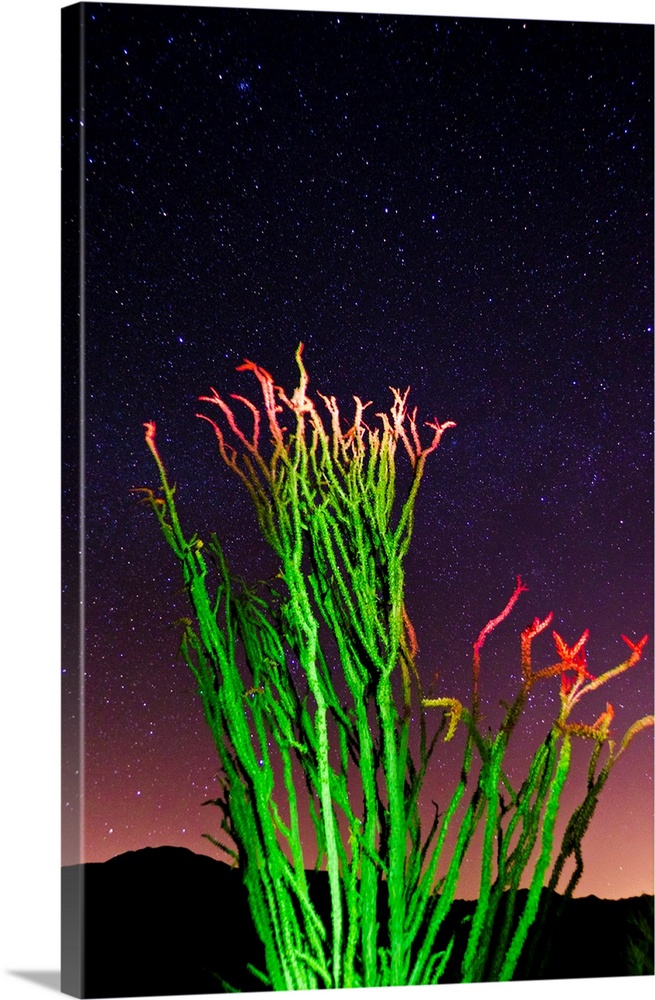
474, 575, 529, 658
522, 612, 554, 643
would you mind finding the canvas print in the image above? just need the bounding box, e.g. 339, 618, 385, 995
61, 2, 654, 996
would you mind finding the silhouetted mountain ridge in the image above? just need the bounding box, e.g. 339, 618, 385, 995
61, 846, 653, 997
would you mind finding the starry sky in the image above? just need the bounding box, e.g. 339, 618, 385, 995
62, 0, 653, 900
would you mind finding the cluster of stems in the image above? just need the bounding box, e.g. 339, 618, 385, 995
138, 345, 652, 988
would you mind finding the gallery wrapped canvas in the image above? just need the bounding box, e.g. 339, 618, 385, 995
62, 2, 654, 997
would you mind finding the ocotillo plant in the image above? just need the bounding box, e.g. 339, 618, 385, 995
137, 344, 652, 988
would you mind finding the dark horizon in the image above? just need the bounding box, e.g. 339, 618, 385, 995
64, 841, 655, 905
62, 842, 654, 996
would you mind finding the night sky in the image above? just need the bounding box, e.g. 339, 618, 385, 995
62, 0, 653, 901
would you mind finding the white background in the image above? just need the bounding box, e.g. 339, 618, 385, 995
0, 1, 651, 998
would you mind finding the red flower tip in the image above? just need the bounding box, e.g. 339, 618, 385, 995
553, 629, 590, 664
554, 629, 595, 690
622, 634, 648, 655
